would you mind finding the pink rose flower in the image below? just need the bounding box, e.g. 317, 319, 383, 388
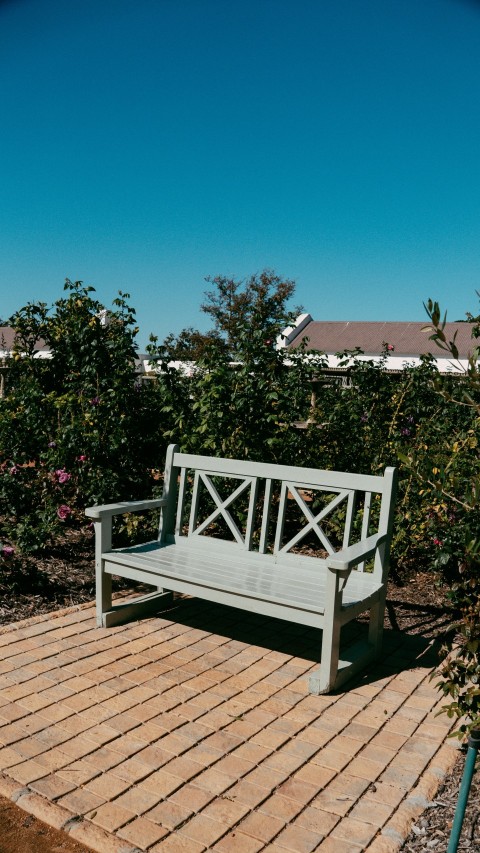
55, 469, 71, 484
57, 504, 71, 521
9, 465, 18, 475
77, 455, 87, 462
2, 545, 15, 557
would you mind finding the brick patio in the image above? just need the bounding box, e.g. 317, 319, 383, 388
0, 595, 459, 852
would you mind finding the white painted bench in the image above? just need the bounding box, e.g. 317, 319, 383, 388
86, 444, 397, 694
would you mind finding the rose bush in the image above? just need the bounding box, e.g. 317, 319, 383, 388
0, 280, 170, 553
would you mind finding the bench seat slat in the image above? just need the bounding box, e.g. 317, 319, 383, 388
105, 544, 326, 611
103, 541, 381, 612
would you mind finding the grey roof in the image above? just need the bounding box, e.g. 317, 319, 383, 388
288, 320, 475, 358
0, 326, 49, 351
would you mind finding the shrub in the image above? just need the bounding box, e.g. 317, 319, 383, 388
148, 270, 318, 463
399, 299, 480, 735
0, 280, 168, 553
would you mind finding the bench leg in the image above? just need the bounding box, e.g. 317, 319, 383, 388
309, 568, 342, 694
310, 627, 341, 695
95, 518, 113, 628
100, 590, 174, 628
368, 594, 386, 657
97, 566, 113, 628
308, 616, 341, 695
94, 518, 174, 627
309, 594, 387, 694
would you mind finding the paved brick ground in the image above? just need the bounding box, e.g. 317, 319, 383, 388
0, 596, 460, 853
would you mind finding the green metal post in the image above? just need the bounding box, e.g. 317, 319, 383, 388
446, 729, 480, 853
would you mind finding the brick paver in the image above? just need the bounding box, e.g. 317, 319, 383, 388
0, 595, 461, 852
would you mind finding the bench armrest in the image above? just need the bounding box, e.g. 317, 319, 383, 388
85, 498, 167, 520
326, 532, 387, 572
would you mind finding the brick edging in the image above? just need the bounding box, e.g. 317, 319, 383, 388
0, 589, 138, 635
0, 772, 141, 853
364, 739, 462, 852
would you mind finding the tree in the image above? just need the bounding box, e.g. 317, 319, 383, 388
158, 270, 299, 361
201, 269, 298, 356
157, 327, 227, 362
147, 270, 315, 461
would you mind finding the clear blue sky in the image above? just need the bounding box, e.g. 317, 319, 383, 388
1, 0, 480, 349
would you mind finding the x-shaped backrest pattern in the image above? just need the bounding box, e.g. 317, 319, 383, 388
274, 483, 351, 555
189, 471, 257, 546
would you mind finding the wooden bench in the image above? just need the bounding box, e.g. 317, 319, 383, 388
86, 444, 397, 694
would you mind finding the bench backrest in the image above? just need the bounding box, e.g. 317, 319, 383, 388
159, 444, 397, 581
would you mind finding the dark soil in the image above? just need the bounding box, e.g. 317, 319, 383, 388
0, 533, 477, 852
0, 796, 90, 853
402, 748, 480, 852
